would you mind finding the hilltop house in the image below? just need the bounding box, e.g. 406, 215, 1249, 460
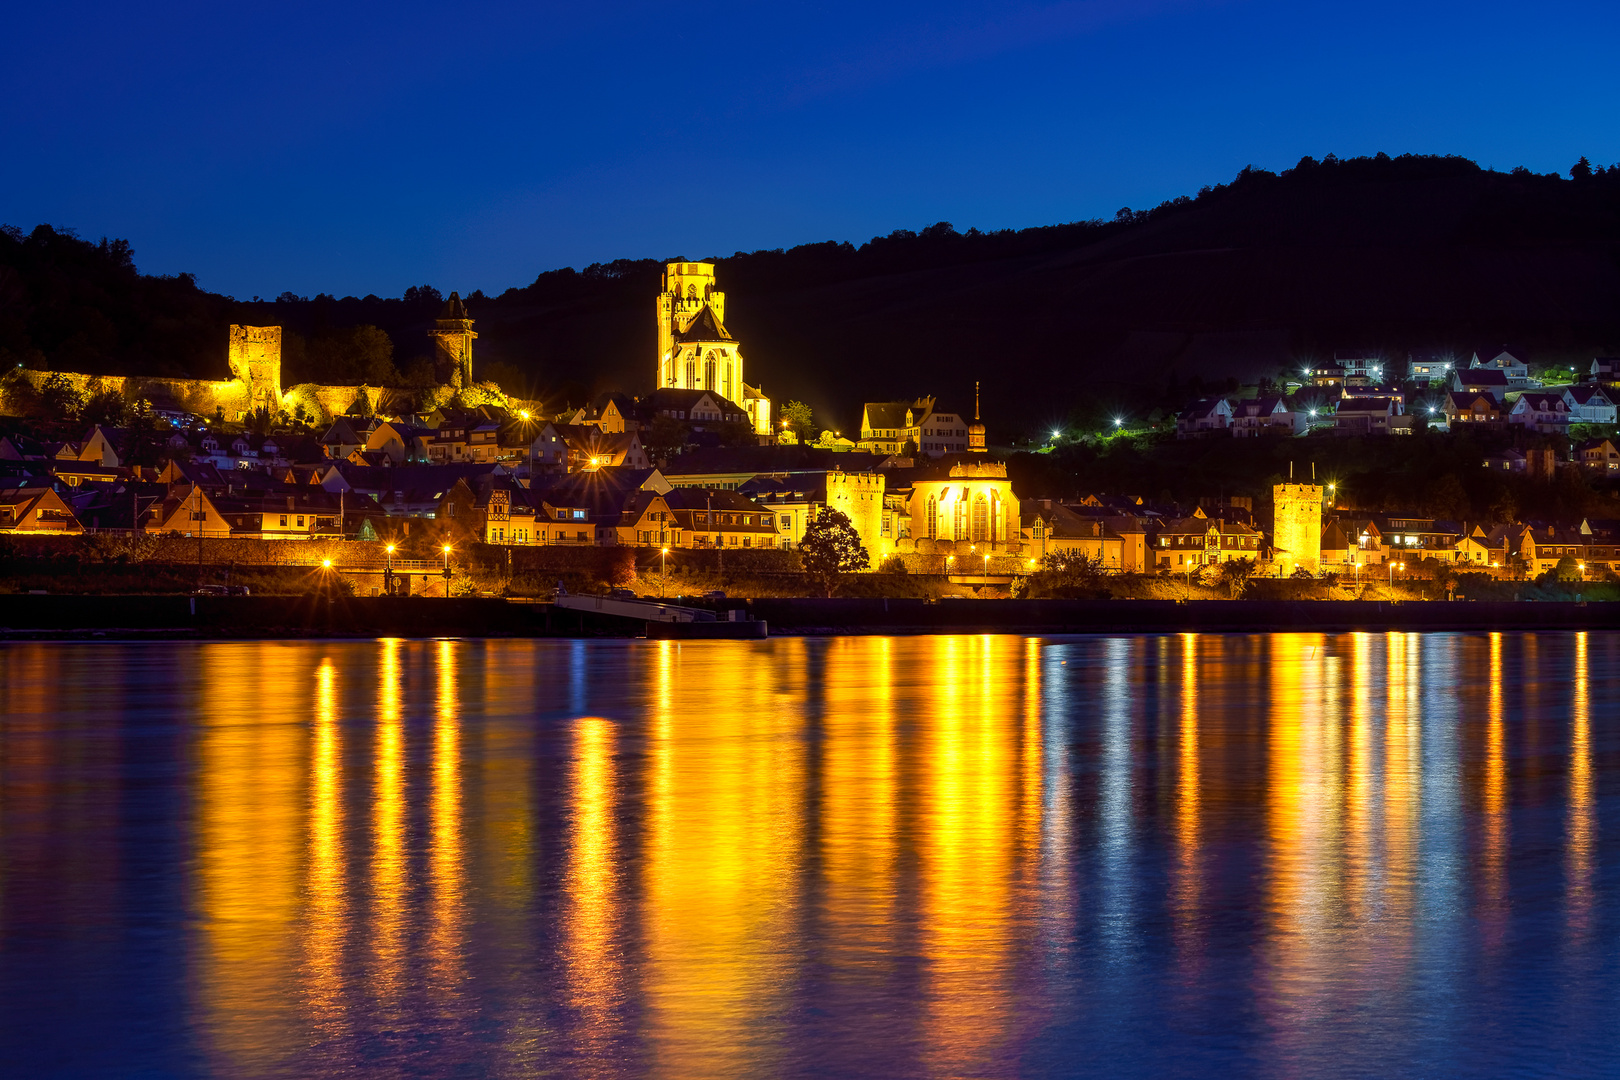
1576, 439, 1620, 472
1451, 367, 1511, 400
1230, 396, 1304, 437
1175, 398, 1233, 438
1508, 392, 1570, 434
1563, 384, 1617, 424
1443, 392, 1506, 427
1470, 346, 1533, 384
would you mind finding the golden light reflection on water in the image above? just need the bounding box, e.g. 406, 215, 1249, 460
429, 640, 465, 1000
642, 639, 806, 1077
196, 644, 306, 1074
1173, 633, 1200, 942
1264, 633, 1342, 1044
92, 630, 1605, 1077
1482, 632, 1509, 942
920, 636, 1028, 1076
304, 657, 346, 1033
1567, 631, 1593, 938
564, 714, 622, 1062
372, 638, 406, 1000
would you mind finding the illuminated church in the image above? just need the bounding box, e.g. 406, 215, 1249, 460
656, 262, 772, 436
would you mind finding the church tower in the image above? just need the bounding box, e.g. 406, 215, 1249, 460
654, 262, 771, 436
429, 292, 477, 389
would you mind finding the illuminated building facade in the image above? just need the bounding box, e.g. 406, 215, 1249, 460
1272, 482, 1323, 575
908, 460, 1019, 553
655, 262, 772, 436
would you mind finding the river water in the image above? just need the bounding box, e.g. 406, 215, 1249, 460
0, 633, 1616, 1078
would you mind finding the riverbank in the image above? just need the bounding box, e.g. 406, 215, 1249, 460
0, 594, 1614, 640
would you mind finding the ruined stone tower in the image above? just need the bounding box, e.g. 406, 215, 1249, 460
429, 292, 476, 389
227, 325, 283, 412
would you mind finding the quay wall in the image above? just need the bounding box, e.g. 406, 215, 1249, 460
0, 595, 1616, 639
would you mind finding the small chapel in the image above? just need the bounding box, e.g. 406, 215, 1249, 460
655, 262, 772, 436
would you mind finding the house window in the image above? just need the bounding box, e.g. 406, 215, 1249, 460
280, 515, 288, 526
297, 516, 305, 527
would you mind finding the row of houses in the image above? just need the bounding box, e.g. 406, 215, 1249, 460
1180, 382, 1619, 440
1315, 346, 1615, 389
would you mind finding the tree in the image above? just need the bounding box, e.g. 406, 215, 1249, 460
644, 414, 690, 459
1217, 557, 1255, 598
38, 373, 84, 420
81, 389, 128, 428
1029, 548, 1105, 597
800, 507, 869, 595
1425, 474, 1470, 520
782, 400, 815, 443
307, 324, 397, 385
120, 399, 167, 468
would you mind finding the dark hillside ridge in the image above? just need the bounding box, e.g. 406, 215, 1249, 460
5, 153, 1619, 431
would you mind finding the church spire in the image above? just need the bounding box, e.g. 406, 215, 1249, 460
969, 380, 987, 452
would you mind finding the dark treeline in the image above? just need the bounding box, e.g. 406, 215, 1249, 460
6, 152, 1620, 427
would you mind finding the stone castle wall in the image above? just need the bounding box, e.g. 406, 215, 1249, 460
0, 315, 513, 425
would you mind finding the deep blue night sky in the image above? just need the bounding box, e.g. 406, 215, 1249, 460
3, 0, 1615, 299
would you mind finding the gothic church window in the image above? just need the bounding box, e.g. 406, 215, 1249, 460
972, 495, 988, 543
926, 496, 937, 539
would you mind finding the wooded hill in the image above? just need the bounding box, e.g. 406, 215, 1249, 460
5, 153, 1619, 434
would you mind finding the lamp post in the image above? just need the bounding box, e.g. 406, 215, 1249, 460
519, 409, 534, 480
660, 547, 669, 597
442, 543, 452, 597
1389, 560, 1404, 590
385, 542, 395, 596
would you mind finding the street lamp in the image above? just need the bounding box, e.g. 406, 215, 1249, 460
442, 543, 453, 597
660, 546, 669, 597
1389, 560, 1404, 588
385, 543, 396, 596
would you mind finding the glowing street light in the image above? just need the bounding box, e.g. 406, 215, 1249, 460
441, 543, 453, 596
660, 546, 670, 597
322, 558, 332, 569
519, 409, 531, 421
1389, 560, 1405, 588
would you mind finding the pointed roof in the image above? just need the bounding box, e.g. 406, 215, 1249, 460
674, 305, 734, 344
438, 291, 469, 320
